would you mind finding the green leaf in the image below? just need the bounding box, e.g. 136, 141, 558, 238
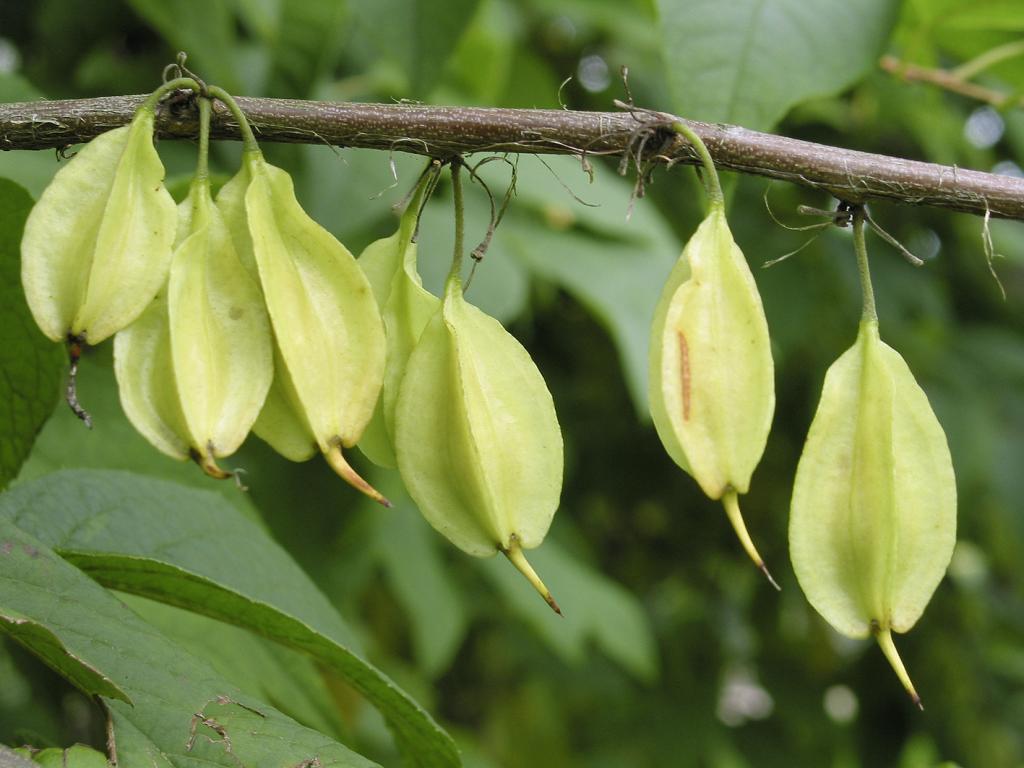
370, 476, 468, 678
0, 79, 62, 201
0, 574, 130, 703
0, 519, 378, 767
0, 179, 62, 491
125, 0, 242, 93
349, 0, 481, 96
494, 157, 680, 415
0, 469, 460, 768
655, 0, 900, 130
28, 746, 107, 768
122, 594, 347, 740
229, 0, 280, 43
416, 191, 529, 325
268, 1, 349, 96
480, 541, 659, 683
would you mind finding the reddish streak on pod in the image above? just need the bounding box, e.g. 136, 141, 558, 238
678, 332, 691, 421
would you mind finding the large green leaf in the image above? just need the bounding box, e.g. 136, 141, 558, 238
0, 469, 460, 768
268, 1, 349, 96
122, 594, 348, 740
125, 0, 242, 93
656, 0, 900, 130
348, 0, 481, 96
369, 475, 468, 679
0, 179, 62, 491
416, 190, 529, 325
480, 541, 659, 683
0, 519, 377, 767
0, 80, 67, 200
494, 156, 680, 416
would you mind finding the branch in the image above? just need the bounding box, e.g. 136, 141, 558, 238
879, 55, 1019, 110
2, 94, 1023, 220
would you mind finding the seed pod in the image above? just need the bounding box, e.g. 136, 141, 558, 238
115, 171, 273, 478
790, 323, 956, 708
395, 272, 564, 612
790, 210, 956, 706
648, 204, 776, 583
217, 162, 316, 463
232, 150, 388, 504
358, 170, 442, 468
112, 290, 188, 458
21, 104, 176, 346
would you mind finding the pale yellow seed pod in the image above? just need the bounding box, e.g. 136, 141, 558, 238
21, 105, 176, 345
790, 319, 956, 706
358, 173, 441, 468
235, 150, 388, 504
648, 204, 776, 582
395, 273, 564, 612
114, 177, 273, 478
113, 290, 190, 459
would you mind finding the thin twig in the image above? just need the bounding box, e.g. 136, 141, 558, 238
880, 54, 1018, 109
3, 95, 1024, 219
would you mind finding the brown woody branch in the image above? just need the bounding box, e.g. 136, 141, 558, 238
2, 94, 1023, 220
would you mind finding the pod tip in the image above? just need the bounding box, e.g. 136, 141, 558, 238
502, 537, 562, 616
65, 338, 92, 429
325, 442, 391, 507
759, 562, 782, 592
721, 491, 778, 590
874, 625, 922, 710
190, 448, 234, 481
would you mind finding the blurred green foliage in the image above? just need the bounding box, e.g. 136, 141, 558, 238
1, 0, 1023, 765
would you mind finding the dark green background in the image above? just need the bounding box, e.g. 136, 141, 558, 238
1, 0, 1023, 765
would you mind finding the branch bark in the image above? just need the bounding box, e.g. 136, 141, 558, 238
2, 94, 1023, 220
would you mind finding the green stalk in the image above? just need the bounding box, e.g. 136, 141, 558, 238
401, 161, 442, 249
207, 85, 260, 154
671, 120, 724, 207
195, 96, 212, 184
852, 210, 877, 323
953, 39, 1024, 82
141, 77, 201, 111
446, 161, 466, 288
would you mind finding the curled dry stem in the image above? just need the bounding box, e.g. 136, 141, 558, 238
464, 155, 519, 290
765, 196, 924, 269
64, 336, 92, 428
981, 204, 1007, 300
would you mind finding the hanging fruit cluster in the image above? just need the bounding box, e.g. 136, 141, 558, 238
20, 73, 563, 610
648, 122, 957, 706
20, 66, 959, 701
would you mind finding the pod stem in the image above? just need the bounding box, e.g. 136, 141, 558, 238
189, 447, 233, 481
502, 537, 562, 615
400, 160, 443, 249
142, 77, 202, 111
874, 625, 923, 710
207, 85, 260, 154
852, 210, 878, 323
324, 440, 392, 507
721, 490, 779, 590
670, 120, 724, 208
195, 96, 212, 184
446, 159, 466, 289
